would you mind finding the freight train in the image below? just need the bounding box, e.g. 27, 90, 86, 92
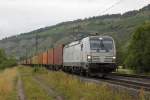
21, 35, 116, 76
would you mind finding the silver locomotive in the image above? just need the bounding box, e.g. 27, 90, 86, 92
63, 35, 116, 76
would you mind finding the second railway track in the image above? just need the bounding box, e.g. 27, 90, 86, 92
71, 72, 150, 93
105, 74, 150, 92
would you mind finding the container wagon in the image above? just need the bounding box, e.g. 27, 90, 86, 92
38, 53, 43, 66
31, 56, 38, 65
42, 51, 48, 66
47, 48, 54, 69
53, 45, 64, 70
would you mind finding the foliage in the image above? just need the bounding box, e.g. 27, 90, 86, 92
0, 49, 17, 69
125, 22, 150, 73
0, 67, 17, 100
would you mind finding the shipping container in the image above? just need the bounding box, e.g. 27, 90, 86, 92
25, 59, 27, 64
24, 60, 26, 64
38, 53, 43, 65
27, 58, 31, 65
54, 45, 64, 66
42, 51, 48, 65
32, 56, 38, 64
21, 60, 23, 64
21, 60, 26, 65
29, 58, 32, 64
27, 59, 29, 64
48, 48, 54, 65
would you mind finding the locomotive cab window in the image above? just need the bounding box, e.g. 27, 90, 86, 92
90, 37, 113, 52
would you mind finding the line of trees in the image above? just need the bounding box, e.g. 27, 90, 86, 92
124, 22, 150, 73
0, 49, 17, 69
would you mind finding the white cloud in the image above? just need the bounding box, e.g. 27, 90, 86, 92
0, 0, 150, 39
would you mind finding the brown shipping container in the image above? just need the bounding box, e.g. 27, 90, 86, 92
24, 60, 26, 64
27, 59, 29, 64
25, 59, 27, 64
43, 51, 48, 65
29, 58, 32, 64
48, 48, 54, 65
29, 58, 31, 64
30, 57, 33, 64
54, 45, 64, 65
32, 56, 38, 64
27, 58, 31, 64
38, 53, 43, 64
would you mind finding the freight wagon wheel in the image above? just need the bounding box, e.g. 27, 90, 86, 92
85, 70, 91, 77
62, 67, 65, 72
102, 74, 106, 78
98, 73, 106, 78
79, 69, 86, 76
79, 70, 85, 76
86, 73, 90, 77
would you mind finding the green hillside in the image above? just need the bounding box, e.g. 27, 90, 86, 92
0, 4, 150, 65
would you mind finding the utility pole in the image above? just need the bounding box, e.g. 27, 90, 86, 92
73, 26, 75, 34
25, 48, 28, 64
35, 33, 39, 68
35, 33, 38, 55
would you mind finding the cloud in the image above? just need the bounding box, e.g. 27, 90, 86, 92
0, 0, 149, 39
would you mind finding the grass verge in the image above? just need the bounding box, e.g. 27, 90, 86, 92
36, 71, 135, 100
18, 66, 53, 100
19, 66, 150, 100
116, 67, 150, 76
0, 67, 17, 100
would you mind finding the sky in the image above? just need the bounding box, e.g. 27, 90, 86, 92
0, 0, 150, 40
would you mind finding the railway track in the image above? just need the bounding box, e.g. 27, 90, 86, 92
109, 73, 150, 80
74, 72, 150, 92
104, 74, 150, 92
45, 67, 150, 93
74, 74, 150, 99
104, 73, 150, 91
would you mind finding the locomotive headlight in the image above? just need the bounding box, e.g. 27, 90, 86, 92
99, 37, 103, 40
112, 56, 116, 62
112, 56, 116, 59
87, 55, 92, 61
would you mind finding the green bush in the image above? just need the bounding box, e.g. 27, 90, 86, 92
125, 22, 150, 73
0, 49, 17, 69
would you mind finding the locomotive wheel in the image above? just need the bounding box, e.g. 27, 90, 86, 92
86, 73, 91, 77
80, 70, 85, 76
85, 70, 91, 77
98, 73, 106, 78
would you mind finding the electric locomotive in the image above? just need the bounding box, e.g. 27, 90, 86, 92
63, 35, 116, 76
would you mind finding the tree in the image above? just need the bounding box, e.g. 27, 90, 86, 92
0, 49, 7, 63
124, 22, 150, 73
0, 49, 17, 69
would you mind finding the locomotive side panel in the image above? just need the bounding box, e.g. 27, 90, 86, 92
63, 41, 82, 67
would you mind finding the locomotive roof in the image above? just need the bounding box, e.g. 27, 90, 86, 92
64, 35, 114, 48
89, 35, 113, 39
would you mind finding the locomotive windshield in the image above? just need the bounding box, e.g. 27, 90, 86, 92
90, 37, 113, 52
